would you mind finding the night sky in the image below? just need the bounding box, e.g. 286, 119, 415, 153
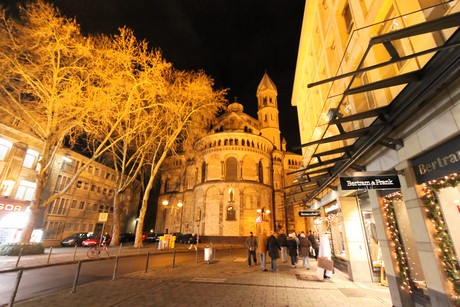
3, 0, 305, 152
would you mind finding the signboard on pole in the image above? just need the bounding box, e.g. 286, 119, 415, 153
98, 213, 108, 222
298, 210, 320, 217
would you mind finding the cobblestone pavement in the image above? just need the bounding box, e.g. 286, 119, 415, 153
1, 244, 393, 307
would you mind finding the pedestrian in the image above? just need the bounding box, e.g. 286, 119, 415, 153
188, 233, 198, 250
246, 231, 258, 267
317, 232, 333, 279
277, 230, 288, 263
267, 231, 281, 272
299, 232, 311, 269
257, 229, 269, 271
286, 232, 298, 268
308, 230, 319, 260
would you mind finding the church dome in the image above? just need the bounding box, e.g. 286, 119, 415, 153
227, 102, 244, 113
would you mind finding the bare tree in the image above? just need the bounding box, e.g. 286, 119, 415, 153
88, 28, 171, 246
133, 69, 227, 247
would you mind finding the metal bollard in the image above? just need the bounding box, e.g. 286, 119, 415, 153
195, 248, 198, 263
47, 247, 53, 264
145, 251, 150, 273
112, 256, 119, 280
118, 243, 123, 256
138, 245, 141, 254
172, 249, 176, 268
73, 245, 78, 261
15, 248, 23, 268
8, 269, 23, 307
70, 261, 82, 293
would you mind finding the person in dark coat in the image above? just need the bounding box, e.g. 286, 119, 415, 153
299, 232, 311, 269
277, 230, 288, 263
267, 232, 281, 272
188, 233, 198, 250
308, 231, 319, 260
246, 231, 258, 267
286, 233, 298, 268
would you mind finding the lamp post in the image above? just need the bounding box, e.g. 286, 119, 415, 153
177, 201, 184, 233
163, 199, 184, 249
256, 207, 270, 234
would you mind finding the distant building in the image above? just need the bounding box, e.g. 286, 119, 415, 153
155, 73, 302, 239
0, 108, 140, 247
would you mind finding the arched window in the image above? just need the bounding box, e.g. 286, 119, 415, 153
225, 157, 238, 180
227, 206, 236, 221
201, 161, 207, 183
258, 161, 264, 183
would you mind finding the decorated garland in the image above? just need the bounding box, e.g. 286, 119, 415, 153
422, 173, 460, 303
383, 192, 415, 293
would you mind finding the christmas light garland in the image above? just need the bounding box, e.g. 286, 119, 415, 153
383, 192, 415, 293
422, 173, 460, 303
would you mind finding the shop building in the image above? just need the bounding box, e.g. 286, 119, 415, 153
291, 0, 459, 306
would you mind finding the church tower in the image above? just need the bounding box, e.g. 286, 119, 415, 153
257, 72, 281, 150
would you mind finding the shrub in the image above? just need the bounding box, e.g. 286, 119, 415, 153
0, 243, 45, 256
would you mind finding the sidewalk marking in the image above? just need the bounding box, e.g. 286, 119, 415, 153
191, 277, 226, 283
233, 258, 246, 262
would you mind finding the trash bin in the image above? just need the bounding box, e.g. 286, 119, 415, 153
204, 246, 213, 263
170, 236, 176, 249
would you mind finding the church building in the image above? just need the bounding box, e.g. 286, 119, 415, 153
155, 73, 302, 240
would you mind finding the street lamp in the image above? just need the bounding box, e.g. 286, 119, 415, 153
177, 201, 184, 233
163, 199, 184, 249
256, 207, 271, 234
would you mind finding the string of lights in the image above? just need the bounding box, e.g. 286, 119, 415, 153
422, 173, 460, 304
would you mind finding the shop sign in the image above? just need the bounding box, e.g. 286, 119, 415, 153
0, 201, 28, 212
298, 210, 320, 217
412, 134, 460, 184
339, 175, 400, 190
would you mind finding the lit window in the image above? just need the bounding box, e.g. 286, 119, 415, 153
0, 139, 13, 161
15, 180, 36, 201
23, 149, 39, 168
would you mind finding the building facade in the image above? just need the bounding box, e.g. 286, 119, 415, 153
155, 73, 302, 239
0, 110, 140, 247
292, 0, 459, 306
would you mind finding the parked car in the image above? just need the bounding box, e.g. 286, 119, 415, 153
81, 235, 111, 247
177, 233, 192, 244
119, 233, 135, 243
60, 232, 93, 247
145, 232, 162, 242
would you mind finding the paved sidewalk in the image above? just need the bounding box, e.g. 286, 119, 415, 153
9, 247, 392, 307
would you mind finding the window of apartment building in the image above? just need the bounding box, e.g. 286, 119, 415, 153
71, 199, 77, 209
45, 221, 65, 239
65, 222, 72, 231
73, 223, 79, 231
49, 198, 69, 215
92, 203, 98, 211
103, 188, 107, 195
95, 168, 99, 176
61, 156, 79, 174
55, 175, 70, 191
80, 223, 87, 232
97, 187, 101, 193
108, 189, 113, 197
343, 2, 354, 34
15, 180, 36, 201
91, 184, 96, 192
88, 165, 93, 174
0, 138, 13, 160
79, 201, 85, 210
88, 223, 94, 232
111, 174, 116, 181
83, 182, 89, 190
76, 180, 82, 188
98, 204, 105, 212
105, 172, 111, 180
22, 148, 39, 169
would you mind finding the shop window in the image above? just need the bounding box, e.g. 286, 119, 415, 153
15, 180, 36, 201
0, 138, 12, 160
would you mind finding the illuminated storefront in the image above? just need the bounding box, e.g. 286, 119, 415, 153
0, 198, 30, 243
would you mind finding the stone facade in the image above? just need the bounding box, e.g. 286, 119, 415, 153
156, 73, 302, 238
